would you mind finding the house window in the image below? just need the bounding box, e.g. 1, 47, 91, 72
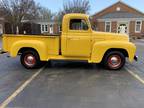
49, 24, 53, 34
135, 21, 142, 33
41, 24, 49, 33
45, 25, 48, 32
42, 25, 45, 32
105, 21, 111, 32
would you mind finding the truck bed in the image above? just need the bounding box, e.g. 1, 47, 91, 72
2, 34, 60, 57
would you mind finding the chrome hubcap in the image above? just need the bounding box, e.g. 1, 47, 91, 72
108, 55, 121, 68
24, 54, 36, 67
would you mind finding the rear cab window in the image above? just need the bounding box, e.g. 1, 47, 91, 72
69, 19, 89, 31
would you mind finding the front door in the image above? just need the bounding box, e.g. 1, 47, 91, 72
65, 19, 91, 57
118, 23, 128, 34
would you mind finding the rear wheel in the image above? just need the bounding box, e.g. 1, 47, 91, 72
20, 50, 41, 69
103, 51, 125, 70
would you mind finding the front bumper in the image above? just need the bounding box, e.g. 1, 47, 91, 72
134, 55, 138, 61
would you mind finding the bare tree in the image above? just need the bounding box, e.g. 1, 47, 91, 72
63, 0, 90, 14
38, 7, 55, 21
0, 0, 40, 34
57, 0, 90, 24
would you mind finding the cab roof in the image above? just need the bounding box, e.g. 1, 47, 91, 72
64, 13, 89, 19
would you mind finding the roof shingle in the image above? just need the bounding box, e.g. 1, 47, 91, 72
98, 11, 144, 19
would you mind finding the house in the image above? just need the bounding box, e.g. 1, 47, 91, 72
21, 19, 61, 35
92, 1, 144, 38
0, 17, 4, 35
35, 19, 60, 34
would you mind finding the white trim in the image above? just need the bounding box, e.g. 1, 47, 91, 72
97, 18, 144, 22
41, 24, 49, 33
58, 25, 61, 32
135, 20, 142, 33
117, 21, 129, 35
105, 21, 111, 32
49, 24, 53, 34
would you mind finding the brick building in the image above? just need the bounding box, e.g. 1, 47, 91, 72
92, 1, 144, 38
35, 19, 60, 34
20, 19, 60, 35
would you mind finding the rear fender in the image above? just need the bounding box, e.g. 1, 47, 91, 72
10, 40, 48, 61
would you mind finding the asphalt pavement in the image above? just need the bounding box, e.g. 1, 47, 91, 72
0, 40, 144, 108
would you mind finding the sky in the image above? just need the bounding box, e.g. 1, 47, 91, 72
35, 0, 144, 15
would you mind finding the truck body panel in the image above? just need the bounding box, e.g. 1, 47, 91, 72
91, 41, 136, 63
1, 13, 137, 70
3, 35, 60, 60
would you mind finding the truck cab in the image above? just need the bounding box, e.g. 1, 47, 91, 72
61, 14, 92, 57
1, 13, 136, 70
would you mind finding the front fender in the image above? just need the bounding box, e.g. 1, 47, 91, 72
91, 41, 136, 63
10, 40, 48, 61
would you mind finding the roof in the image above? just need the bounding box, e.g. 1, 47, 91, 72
93, 1, 144, 18
98, 11, 144, 19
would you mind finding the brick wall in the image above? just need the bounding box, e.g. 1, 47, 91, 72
92, 1, 144, 38
97, 21, 105, 32
111, 22, 117, 33
129, 21, 144, 37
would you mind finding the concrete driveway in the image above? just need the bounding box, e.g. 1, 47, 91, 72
0, 40, 144, 108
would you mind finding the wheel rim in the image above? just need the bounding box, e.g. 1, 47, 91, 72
108, 55, 122, 69
24, 54, 36, 67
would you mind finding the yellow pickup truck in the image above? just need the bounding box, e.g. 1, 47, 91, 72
0, 13, 137, 70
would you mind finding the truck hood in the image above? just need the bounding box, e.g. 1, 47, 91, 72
92, 31, 129, 42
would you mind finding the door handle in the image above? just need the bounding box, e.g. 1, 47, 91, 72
67, 37, 80, 40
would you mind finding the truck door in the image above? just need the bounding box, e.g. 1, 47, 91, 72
65, 19, 91, 57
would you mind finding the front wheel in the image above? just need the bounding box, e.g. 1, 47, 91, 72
103, 51, 126, 70
20, 50, 41, 69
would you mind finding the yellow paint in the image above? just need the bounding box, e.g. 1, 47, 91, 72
2, 13, 136, 63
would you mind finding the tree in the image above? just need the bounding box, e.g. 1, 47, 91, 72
63, 0, 90, 14
38, 7, 55, 21
57, 0, 90, 24
0, 0, 40, 34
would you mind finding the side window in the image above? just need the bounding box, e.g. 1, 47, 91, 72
135, 21, 142, 33
105, 21, 111, 32
70, 19, 88, 30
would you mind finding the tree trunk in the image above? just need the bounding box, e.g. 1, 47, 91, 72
16, 26, 19, 34
11, 25, 14, 34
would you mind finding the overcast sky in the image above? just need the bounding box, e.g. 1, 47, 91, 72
35, 0, 144, 15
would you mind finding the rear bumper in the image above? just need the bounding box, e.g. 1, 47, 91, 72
134, 55, 138, 61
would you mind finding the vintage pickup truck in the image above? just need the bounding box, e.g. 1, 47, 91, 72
0, 13, 137, 70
